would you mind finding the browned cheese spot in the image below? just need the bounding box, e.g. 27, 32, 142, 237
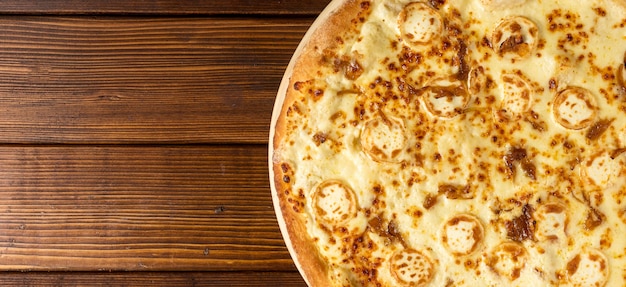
585, 118, 614, 141
423, 193, 438, 209
428, 0, 446, 10
593, 7, 607, 17
312, 132, 328, 146
334, 56, 364, 81
611, 147, 626, 159
368, 214, 409, 248
500, 35, 528, 56
549, 78, 557, 90
584, 207, 605, 231
456, 40, 470, 82
505, 204, 535, 242
524, 110, 547, 132
520, 159, 536, 180
566, 254, 581, 276
503, 146, 536, 180
618, 51, 626, 95
438, 183, 473, 200
310, 88, 325, 101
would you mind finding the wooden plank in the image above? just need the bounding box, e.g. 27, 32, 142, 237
0, 17, 314, 144
0, 271, 306, 286
0, 145, 295, 271
0, 0, 331, 16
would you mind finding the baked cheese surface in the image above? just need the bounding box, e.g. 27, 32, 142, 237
272, 0, 626, 285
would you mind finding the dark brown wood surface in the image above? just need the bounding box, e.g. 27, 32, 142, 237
0, 17, 314, 144
0, 0, 330, 15
0, 0, 331, 285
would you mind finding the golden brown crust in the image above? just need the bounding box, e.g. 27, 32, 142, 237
270, 0, 367, 286
273, 175, 329, 286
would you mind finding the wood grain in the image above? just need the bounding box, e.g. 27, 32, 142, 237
0, 145, 293, 271
0, 0, 331, 16
0, 17, 314, 144
0, 0, 324, 283
0, 271, 306, 286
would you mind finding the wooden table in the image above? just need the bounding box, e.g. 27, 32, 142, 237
0, 1, 330, 285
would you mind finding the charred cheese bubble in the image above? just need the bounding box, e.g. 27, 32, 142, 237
312, 180, 358, 225
534, 202, 567, 242
581, 150, 625, 189
498, 73, 532, 121
491, 16, 538, 59
389, 249, 435, 286
487, 242, 527, 281
360, 115, 407, 162
566, 248, 609, 287
420, 77, 470, 118
441, 214, 484, 256
398, 2, 442, 46
552, 87, 597, 130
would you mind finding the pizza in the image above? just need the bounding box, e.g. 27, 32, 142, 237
269, 0, 626, 286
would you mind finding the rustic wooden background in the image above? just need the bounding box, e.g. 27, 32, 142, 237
0, 0, 331, 285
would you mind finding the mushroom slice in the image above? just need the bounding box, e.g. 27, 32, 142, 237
398, 2, 443, 46
534, 202, 567, 242
552, 87, 597, 130
360, 114, 407, 163
420, 77, 470, 118
312, 180, 358, 225
581, 150, 625, 189
390, 249, 435, 286
441, 214, 484, 256
487, 242, 527, 281
492, 16, 538, 59
497, 73, 532, 121
566, 248, 609, 287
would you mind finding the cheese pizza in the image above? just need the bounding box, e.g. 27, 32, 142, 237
269, 0, 626, 286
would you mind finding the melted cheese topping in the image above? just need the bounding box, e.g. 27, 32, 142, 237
275, 0, 626, 286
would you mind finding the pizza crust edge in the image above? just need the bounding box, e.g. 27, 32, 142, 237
269, 0, 626, 286
270, 0, 366, 286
